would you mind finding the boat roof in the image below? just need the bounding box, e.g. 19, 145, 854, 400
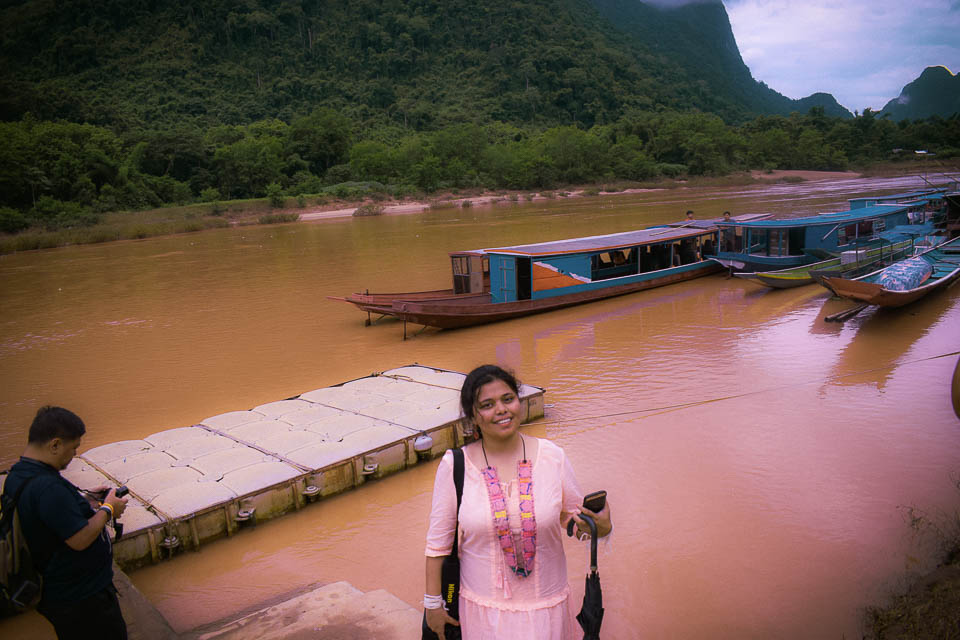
717, 204, 910, 229
878, 222, 936, 241
848, 189, 945, 204
475, 225, 715, 257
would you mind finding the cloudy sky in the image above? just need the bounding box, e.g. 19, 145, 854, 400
721, 0, 960, 114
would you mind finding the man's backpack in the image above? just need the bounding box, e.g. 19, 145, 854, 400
0, 474, 41, 617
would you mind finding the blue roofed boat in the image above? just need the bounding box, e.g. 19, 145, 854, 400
712, 203, 924, 273
331, 217, 762, 329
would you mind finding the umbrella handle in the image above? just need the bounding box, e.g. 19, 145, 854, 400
568, 512, 599, 572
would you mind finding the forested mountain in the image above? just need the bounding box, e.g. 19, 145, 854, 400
0, 0, 847, 132
589, 0, 851, 119
879, 66, 960, 122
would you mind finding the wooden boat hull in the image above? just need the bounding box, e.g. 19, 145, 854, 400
735, 270, 820, 288
821, 238, 960, 307
337, 261, 723, 329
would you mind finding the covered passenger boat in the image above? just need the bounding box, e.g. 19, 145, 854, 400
736, 222, 939, 289
332, 219, 736, 330
820, 236, 960, 307
713, 203, 919, 273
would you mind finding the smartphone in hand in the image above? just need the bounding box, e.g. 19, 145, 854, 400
582, 490, 606, 513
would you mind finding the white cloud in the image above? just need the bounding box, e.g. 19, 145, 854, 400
723, 0, 960, 113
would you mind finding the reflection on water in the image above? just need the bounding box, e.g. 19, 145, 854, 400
1, 176, 958, 639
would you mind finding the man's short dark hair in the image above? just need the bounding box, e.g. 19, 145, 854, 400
28, 406, 86, 444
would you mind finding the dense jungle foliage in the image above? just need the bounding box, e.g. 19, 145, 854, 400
1, 0, 836, 131
0, 0, 957, 236
2, 108, 958, 235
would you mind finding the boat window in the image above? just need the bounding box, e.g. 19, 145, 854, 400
452, 256, 471, 294
639, 243, 673, 273
788, 228, 804, 255
591, 248, 638, 280
838, 224, 856, 245
701, 233, 717, 257
748, 229, 769, 255
767, 230, 791, 257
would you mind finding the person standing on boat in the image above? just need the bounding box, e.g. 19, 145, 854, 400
424, 365, 612, 639
685, 210, 694, 221
723, 211, 732, 222
2, 406, 129, 639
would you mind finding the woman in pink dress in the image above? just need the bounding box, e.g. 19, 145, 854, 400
424, 365, 613, 639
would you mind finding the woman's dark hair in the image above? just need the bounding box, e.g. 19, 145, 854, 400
460, 365, 521, 431
28, 405, 86, 444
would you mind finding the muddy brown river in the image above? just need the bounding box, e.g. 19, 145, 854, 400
2, 176, 958, 639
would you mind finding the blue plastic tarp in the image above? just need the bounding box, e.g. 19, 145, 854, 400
875, 257, 932, 291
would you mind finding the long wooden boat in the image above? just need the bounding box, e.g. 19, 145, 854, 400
713, 193, 944, 273
820, 236, 960, 307
734, 238, 917, 289
331, 219, 743, 329
734, 222, 939, 289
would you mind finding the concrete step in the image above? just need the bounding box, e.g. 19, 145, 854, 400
184, 581, 421, 640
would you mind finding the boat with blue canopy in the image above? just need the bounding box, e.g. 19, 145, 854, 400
713, 203, 922, 273
331, 216, 773, 330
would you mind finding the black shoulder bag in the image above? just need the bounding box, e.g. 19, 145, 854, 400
422, 447, 464, 640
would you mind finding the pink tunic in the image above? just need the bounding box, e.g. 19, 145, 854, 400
425, 438, 584, 640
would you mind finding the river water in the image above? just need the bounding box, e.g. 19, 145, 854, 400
1, 176, 958, 639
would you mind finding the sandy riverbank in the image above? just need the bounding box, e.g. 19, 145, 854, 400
296, 170, 864, 222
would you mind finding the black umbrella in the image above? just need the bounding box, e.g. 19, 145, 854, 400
568, 513, 604, 639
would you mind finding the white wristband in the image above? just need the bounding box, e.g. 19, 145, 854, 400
423, 594, 444, 610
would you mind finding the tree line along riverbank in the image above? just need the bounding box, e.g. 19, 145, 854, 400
1, 159, 952, 256
2, 108, 958, 248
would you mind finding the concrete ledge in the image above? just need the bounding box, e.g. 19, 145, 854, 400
184, 581, 421, 640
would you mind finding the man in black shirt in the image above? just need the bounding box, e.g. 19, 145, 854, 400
2, 406, 129, 639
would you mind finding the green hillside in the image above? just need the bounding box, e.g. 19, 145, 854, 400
0, 0, 848, 132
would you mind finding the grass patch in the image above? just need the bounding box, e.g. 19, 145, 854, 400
461, 200, 473, 208
862, 482, 960, 639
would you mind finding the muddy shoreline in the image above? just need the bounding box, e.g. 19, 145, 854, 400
296, 170, 864, 222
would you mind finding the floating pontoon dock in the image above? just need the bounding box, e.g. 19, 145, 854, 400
4, 365, 543, 571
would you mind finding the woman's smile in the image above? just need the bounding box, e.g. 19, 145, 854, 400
474, 379, 521, 439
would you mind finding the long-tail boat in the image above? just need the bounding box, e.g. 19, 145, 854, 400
820, 236, 960, 307
734, 223, 937, 289
331, 216, 768, 330
712, 197, 940, 273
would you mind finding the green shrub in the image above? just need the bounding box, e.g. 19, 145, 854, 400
353, 203, 385, 217
266, 182, 285, 208
200, 187, 221, 203
258, 212, 300, 224
460, 200, 473, 208
0, 207, 30, 234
